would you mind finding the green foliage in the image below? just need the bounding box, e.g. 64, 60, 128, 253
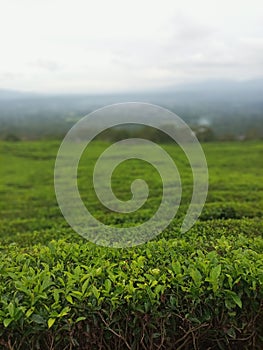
0, 140, 262, 349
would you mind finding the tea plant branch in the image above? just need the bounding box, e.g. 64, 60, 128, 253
155, 318, 166, 350
174, 322, 210, 349
97, 312, 131, 350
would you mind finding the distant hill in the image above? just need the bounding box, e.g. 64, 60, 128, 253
0, 89, 37, 100
0, 79, 263, 140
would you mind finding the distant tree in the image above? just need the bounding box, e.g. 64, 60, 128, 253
4, 133, 20, 142
135, 125, 174, 143
218, 133, 235, 141
193, 126, 216, 142
245, 128, 261, 140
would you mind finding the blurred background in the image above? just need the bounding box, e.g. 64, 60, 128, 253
0, 0, 263, 141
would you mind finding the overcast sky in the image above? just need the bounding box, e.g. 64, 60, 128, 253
0, 0, 263, 93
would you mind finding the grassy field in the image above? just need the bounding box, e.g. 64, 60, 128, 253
0, 140, 262, 349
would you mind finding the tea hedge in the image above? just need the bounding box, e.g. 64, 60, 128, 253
0, 230, 263, 349
0, 141, 262, 349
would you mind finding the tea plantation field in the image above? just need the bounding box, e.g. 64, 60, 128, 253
0, 141, 262, 349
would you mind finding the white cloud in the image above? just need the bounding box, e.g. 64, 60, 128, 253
0, 0, 263, 92
30, 59, 61, 72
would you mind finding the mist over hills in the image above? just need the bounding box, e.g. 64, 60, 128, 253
0, 79, 263, 140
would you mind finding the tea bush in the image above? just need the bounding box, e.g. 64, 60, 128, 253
0, 141, 262, 349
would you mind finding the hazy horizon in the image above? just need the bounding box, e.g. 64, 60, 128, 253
1, 77, 263, 97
